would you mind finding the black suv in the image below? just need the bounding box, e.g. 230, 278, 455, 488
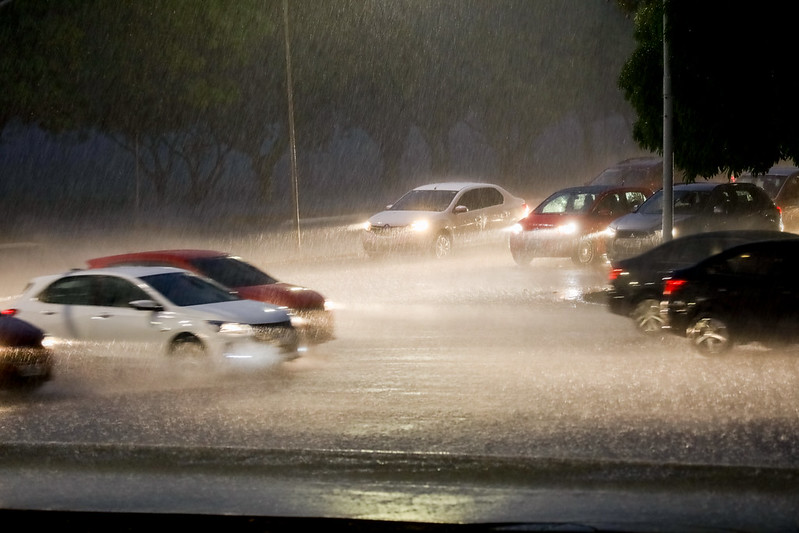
661, 238, 799, 354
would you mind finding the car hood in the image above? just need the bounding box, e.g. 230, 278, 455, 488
368, 210, 441, 227
186, 299, 291, 325
235, 283, 326, 310
520, 213, 584, 231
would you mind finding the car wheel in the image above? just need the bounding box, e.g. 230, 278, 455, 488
687, 315, 733, 355
632, 299, 664, 334
510, 247, 533, 266
432, 232, 452, 259
571, 238, 596, 265
169, 334, 206, 360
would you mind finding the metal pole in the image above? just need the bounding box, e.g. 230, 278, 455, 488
662, 0, 673, 243
283, 0, 301, 250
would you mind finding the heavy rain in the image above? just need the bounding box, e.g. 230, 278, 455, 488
1, 1, 799, 530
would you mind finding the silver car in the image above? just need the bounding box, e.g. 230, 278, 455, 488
362, 182, 528, 258
4, 266, 300, 368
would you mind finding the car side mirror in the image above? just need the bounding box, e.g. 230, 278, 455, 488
129, 299, 164, 311
454, 205, 468, 214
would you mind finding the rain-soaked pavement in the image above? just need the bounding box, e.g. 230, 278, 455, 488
1, 223, 798, 466
1, 224, 798, 528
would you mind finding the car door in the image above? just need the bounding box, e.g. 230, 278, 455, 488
25, 275, 96, 339
480, 187, 513, 231
451, 188, 486, 241
83, 275, 169, 346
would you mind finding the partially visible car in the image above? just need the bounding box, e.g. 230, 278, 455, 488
661, 238, 799, 354
0, 316, 53, 388
86, 250, 333, 344
3, 266, 300, 367
734, 165, 799, 232
361, 181, 528, 259
607, 229, 799, 333
586, 156, 665, 191
606, 182, 782, 262
509, 184, 652, 265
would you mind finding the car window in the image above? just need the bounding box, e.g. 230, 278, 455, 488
37, 276, 94, 305
456, 189, 483, 210
94, 276, 151, 307
737, 174, 784, 198
538, 191, 596, 214
190, 257, 278, 287
624, 191, 647, 210
478, 187, 504, 208
141, 272, 240, 307
638, 189, 710, 215
594, 193, 622, 214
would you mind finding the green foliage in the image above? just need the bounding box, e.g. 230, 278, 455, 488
619, 0, 799, 179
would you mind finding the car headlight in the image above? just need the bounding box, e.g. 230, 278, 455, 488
510, 223, 523, 235
603, 226, 616, 238
208, 321, 253, 337
557, 222, 578, 235
363, 221, 372, 231
410, 219, 430, 232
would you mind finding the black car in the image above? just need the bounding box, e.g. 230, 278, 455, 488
661, 238, 799, 354
606, 182, 783, 261
607, 230, 799, 333
0, 316, 53, 388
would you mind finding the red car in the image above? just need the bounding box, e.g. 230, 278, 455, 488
87, 250, 333, 343
509, 185, 653, 265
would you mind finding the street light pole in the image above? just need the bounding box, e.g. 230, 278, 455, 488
662, 0, 673, 243
283, 0, 301, 250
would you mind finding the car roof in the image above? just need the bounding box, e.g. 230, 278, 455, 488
608, 156, 662, 169
412, 182, 498, 192
550, 184, 649, 194
87, 250, 227, 267
738, 165, 799, 178
46, 265, 189, 280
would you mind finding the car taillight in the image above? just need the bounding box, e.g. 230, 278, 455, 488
608, 268, 624, 281
662, 278, 687, 296
1, 309, 17, 317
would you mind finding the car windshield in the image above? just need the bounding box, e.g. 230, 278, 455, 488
140, 272, 240, 306
189, 256, 278, 288
736, 174, 784, 197
388, 189, 458, 212
535, 191, 597, 214
637, 188, 711, 215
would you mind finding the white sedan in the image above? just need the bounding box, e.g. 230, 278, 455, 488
362, 181, 528, 258
3, 266, 301, 368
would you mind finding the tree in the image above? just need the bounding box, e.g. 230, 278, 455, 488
618, 0, 799, 179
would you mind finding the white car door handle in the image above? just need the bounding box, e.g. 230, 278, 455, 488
92, 313, 112, 319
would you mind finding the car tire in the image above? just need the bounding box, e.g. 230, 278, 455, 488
632, 299, 664, 334
169, 334, 207, 360
432, 232, 452, 259
511, 248, 533, 266
571, 238, 596, 265
687, 315, 733, 355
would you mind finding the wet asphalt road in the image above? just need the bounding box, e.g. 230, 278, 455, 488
2, 226, 799, 529
1, 226, 798, 470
